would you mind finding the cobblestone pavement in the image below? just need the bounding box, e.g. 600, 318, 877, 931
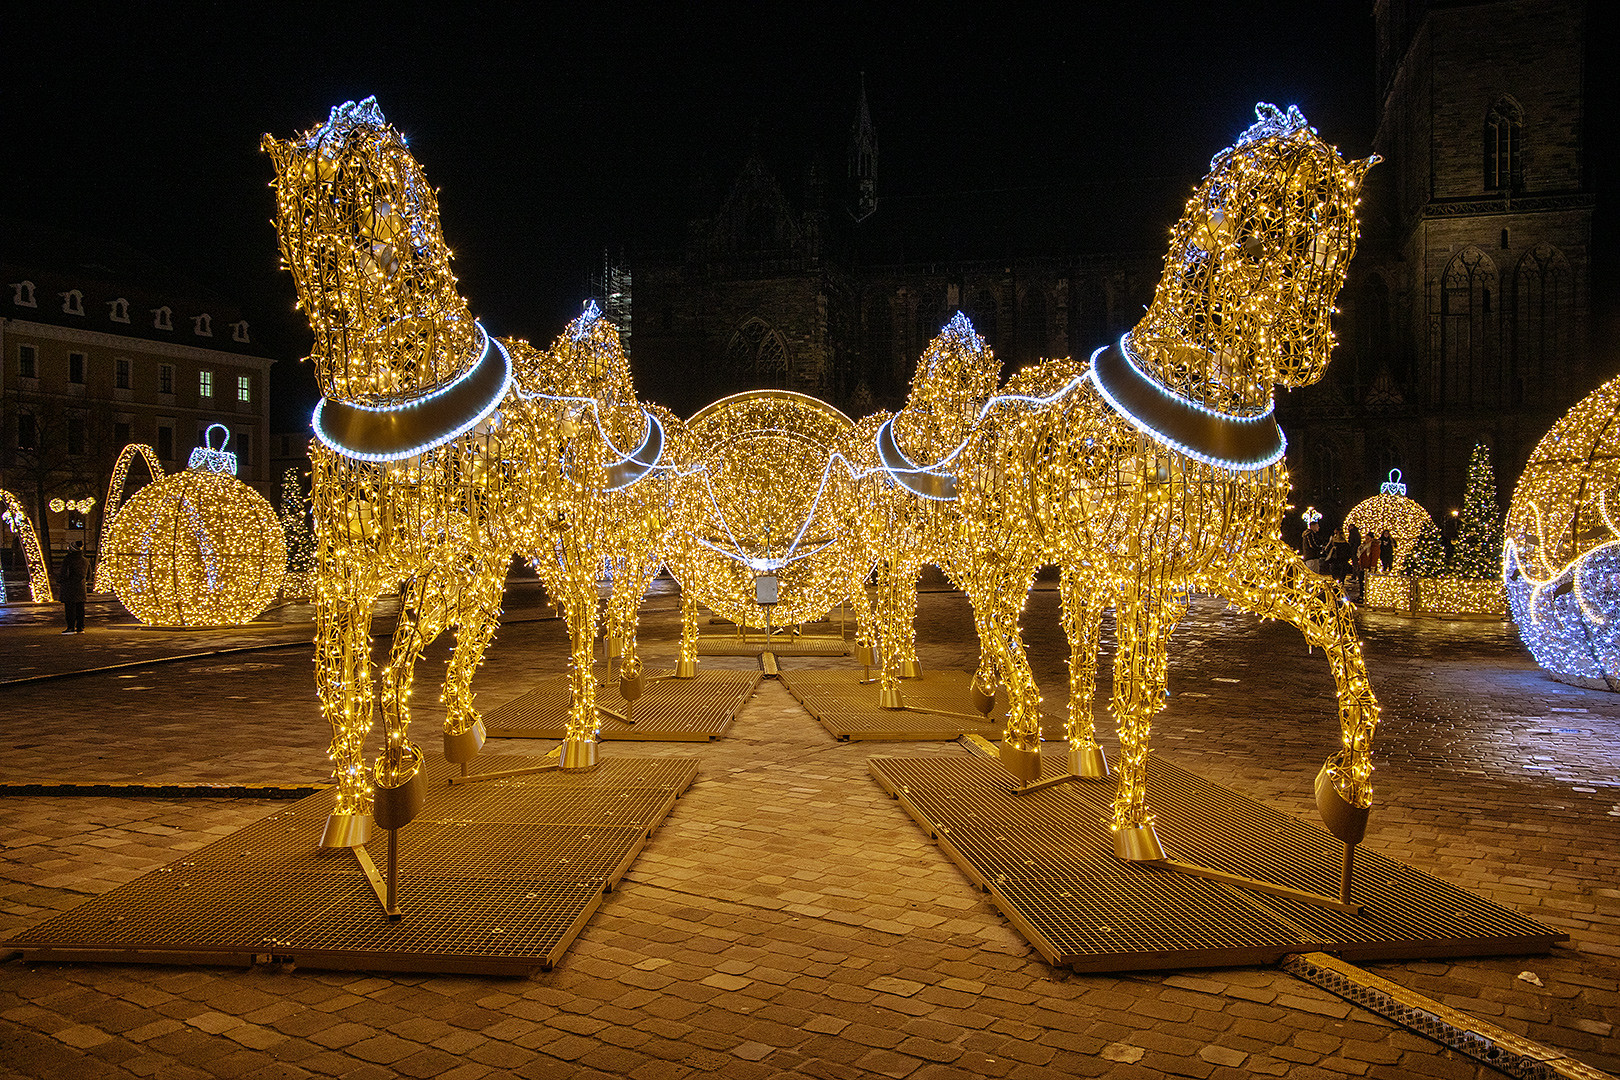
0, 579, 1616, 1079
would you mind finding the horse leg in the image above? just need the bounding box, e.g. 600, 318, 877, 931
1109, 577, 1179, 860
371, 574, 428, 835
314, 573, 377, 848
1060, 566, 1109, 778
607, 555, 659, 715
1203, 541, 1378, 869
557, 570, 603, 771
871, 561, 916, 708
965, 565, 1043, 782
440, 559, 505, 771
676, 586, 700, 678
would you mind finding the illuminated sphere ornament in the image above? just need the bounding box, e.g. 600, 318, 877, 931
1344, 470, 1434, 569
100, 426, 286, 626
668, 390, 865, 629
1505, 373, 1620, 687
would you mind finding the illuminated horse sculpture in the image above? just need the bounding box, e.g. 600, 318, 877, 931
878, 105, 1381, 872
264, 99, 666, 849
506, 307, 675, 764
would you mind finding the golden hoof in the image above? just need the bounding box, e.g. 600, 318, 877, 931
878, 684, 906, 709
619, 668, 645, 702
899, 659, 922, 679
1000, 742, 1041, 783
1315, 763, 1370, 845
318, 811, 371, 849
675, 657, 698, 678
1070, 743, 1109, 779
969, 682, 996, 716
442, 720, 486, 764
560, 738, 599, 772
371, 766, 427, 832
1113, 824, 1165, 862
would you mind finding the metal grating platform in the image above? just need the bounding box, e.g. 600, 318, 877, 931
697, 636, 850, 656
781, 668, 1065, 741
483, 668, 761, 741
7, 755, 698, 975
870, 755, 1564, 972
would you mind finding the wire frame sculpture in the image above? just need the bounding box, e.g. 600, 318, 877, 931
264, 101, 670, 849
667, 390, 866, 632
1344, 470, 1433, 571
264, 99, 525, 846
1505, 372, 1620, 687
872, 105, 1379, 863
98, 428, 285, 626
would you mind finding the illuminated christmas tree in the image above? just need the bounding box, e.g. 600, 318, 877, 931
1402, 520, 1448, 577
278, 468, 316, 579
1451, 443, 1504, 580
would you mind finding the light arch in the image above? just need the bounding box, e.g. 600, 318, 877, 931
94, 444, 165, 591
0, 490, 54, 603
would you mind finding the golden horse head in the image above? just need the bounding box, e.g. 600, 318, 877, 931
1131, 103, 1378, 411
262, 97, 480, 407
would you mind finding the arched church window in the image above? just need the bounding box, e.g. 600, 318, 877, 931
1485, 98, 1523, 192
1440, 247, 1498, 409
1513, 244, 1571, 404
727, 318, 790, 388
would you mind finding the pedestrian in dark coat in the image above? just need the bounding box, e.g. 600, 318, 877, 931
1379, 529, 1395, 572
59, 541, 87, 633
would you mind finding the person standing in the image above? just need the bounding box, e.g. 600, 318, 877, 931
59, 541, 87, 634
1302, 519, 1328, 572
1379, 528, 1395, 572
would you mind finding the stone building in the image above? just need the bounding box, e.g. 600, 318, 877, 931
627, 83, 1164, 420
1283, 0, 1595, 521
0, 223, 277, 585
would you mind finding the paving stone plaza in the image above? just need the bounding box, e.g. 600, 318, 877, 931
0, 577, 1616, 1079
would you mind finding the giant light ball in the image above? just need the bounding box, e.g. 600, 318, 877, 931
1505, 373, 1620, 687
101, 428, 287, 626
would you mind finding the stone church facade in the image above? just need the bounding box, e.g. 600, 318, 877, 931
1283, 0, 1593, 521
629, 1, 1597, 529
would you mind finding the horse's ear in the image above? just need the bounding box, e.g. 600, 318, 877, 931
260, 133, 287, 169
1353, 154, 1381, 186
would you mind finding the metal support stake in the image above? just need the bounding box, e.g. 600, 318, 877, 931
385, 829, 400, 920
1341, 842, 1356, 906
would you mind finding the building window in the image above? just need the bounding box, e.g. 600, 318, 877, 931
278, 434, 292, 457
115, 422, 131, 447
156, 424, 174, 461
68, 352, 86, 384
107, 297, 130, 323
18, 344, 37, 379
236, 430, 252, 470
1514, 244, 1572, 403
67, 415, 85, 456
10, 280, 36, 308
1441, 247, 1499, 409
17, 414, 36, 449
726, 318, 790, 388
237, 375, 252, 403
60, 289, 85, 316
1485, 97, 1523, 192
199, 370, 214, 398
115, 357, 131, 389
152, 306, 173, 331
231, 319, 250, 343
159, 364, 174, 395
192, 313, 213, 337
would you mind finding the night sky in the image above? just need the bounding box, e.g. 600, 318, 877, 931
4, 3, 1379, 428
